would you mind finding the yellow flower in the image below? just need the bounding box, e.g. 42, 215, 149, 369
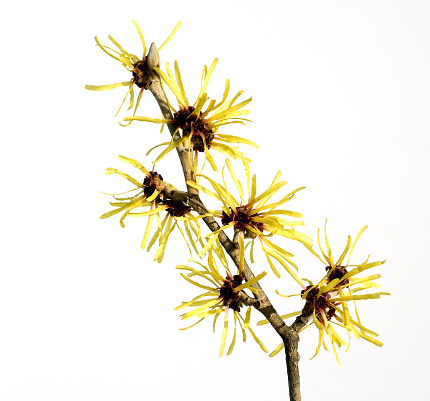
187, 158, 311, 283
85, 21, 181, 123
259, 223, 389, 364
100, 155, 207, 262
124, 59, 258, 171
175, 249, 268, 357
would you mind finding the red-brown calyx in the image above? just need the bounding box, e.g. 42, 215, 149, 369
219, 274, 244, 312
221, 205, 263, 238
132, 58, 150, 89
172, 106, 215, 152
301, 285, 336, 323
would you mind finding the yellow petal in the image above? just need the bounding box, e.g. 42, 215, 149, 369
210, 78, 230, 111
319, 278, 340, 296
153, 66, 187, 109
269, 342, 285, 357
330, 293, 390, 302
153, 136, 188, 164
174, 290, 216, 311
182, 298, 221, 320
244, 307, 251, 329
105, 168, 141, 187
174, 60, 189, 106
250, 174, 257, 203
234, 271, 266, 293
85, 81, 132, 91
179, 318, 205, 331
108, 35, 132, 58
346, 225, 368, 266
250, 239, 255, 263
100, 203, 130, 219
158, 21, 182, 51
217, 134, 259, 148
115, 84, 133, 117
263, 247, 303, 286
219, 309, 229, 357
199, 58, 218, 97
210, 142, 244, 160
154, 217, 175, 262
225, 158, 245, 203
359, 332, 383, 347
317, 228, 331, 265
129, 205, 168, 217
226, 315, 237, 356
247, 326, 268, 353
202, 136, 218, 172
335, 235, 351, 267
310, 329, 324, 360
181, 273, 214, 291
337, 286, 350, 328
94, 36, 121, 62
274, 290, 301, 299
238, 236, 245, 275
199, 174, 238, 209
176, 266, 219, 287
118, 155, 149, 175
262, 251, 281, 278
208, 97, 252, 122
141, 207, 155, 249
324, 220, 335, 267
123, 116, 171, 124
132, 20, 147, 56
261, 237, 294, 259
198, 233, 220, 257
261, 209, 303, 218
347, 274, 381, 287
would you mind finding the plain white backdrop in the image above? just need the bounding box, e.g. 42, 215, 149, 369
1, 0, 429, 400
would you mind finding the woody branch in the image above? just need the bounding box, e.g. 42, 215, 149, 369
145, 43, 309, 401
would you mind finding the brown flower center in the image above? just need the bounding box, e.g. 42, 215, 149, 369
173, 106, 215, 152
301, 285, 336, 323
132, 58, 150, 89
221, 206, 263, 238
325, 265, 349, 286
219, 274, 244, 312
163, 199, 192, 217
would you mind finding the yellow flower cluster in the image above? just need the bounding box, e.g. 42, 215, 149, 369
100, 155, 209, 262
175, 248, 268, 357
258, 223, 389, 364
85, 21, 181, 123
188, 158, 311, 283
124, 59, 258, 170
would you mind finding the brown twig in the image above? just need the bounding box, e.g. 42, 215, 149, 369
237, 291, 260, 308
146, 44, 304, 401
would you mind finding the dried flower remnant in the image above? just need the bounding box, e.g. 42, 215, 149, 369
326, 265, 349, 286
85, 21, 181, 122
163, 198, 191, 217
175, 249, 268, 357
124, 59, 258, 171
188, 158, 311, 283
100, 155, 207, 261
259, 224, 389, 364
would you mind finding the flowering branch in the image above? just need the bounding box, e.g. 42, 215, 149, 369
88, 23, 388, 401
147, 44, 303, 401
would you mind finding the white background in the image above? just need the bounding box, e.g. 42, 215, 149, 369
1, 0, 429, 400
